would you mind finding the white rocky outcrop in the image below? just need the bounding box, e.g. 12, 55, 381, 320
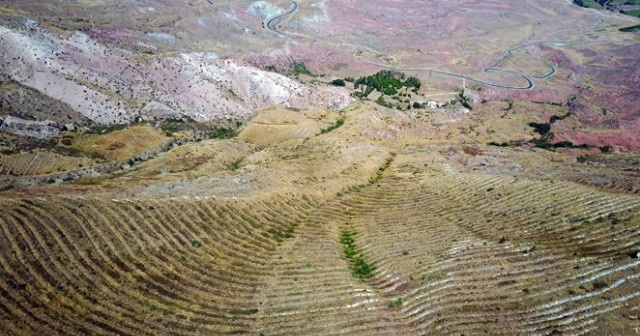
0, 115, 61, 139
0, 22, 352, 125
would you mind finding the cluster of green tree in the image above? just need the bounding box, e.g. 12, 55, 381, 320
574, 0, 640, 17
352, 70, 421, 97
339, 71, 424, 110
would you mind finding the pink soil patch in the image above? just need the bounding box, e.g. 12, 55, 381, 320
87, 27, 129, 44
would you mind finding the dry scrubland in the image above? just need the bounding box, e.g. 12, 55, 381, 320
0, 0, 639, 335
1, 102, 640, 335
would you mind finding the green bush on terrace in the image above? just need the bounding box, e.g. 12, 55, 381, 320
340, 227, 374, 279
320, 118, 345, 134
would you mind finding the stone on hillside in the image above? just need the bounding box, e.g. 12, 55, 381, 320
0, 115, 61, 139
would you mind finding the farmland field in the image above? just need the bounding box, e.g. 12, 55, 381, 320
1, 101, 640, 335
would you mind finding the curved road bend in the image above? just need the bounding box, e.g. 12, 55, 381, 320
371, 62, 534, 90
504, 41, 561, 79
246, 0, 556, 90
264, 1, 298, 36
370, 40, 568, 90
202, 0, 297, 35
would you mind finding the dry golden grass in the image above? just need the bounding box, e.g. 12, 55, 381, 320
0, 150, 95, 176
71, 125, 170, 161
1, 102, 639, 335
119, 139, 255, 180
238, 106, 339, 146
0, 6, 16, 14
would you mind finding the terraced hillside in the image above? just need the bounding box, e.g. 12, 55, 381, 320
1, 102, 639, 335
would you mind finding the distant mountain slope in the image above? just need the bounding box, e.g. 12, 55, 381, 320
0, 22, 351, 125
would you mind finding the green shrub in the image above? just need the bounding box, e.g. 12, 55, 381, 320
340, 227, 374, 279
320, 118, 345, 134
388, 297, 403, 308
369, 153, 395, 184
375, 96, 393, 108
209, 127, 236, 139
293, 63, 313, 76
406, 76, 421, 89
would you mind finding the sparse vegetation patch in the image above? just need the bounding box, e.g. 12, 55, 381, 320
388, 297, 403, 309
208, 127, 237, 139
340, 226, 374, 279
293, 63, 314, 76
320, 118, 345, 134
370, 152, 396, 184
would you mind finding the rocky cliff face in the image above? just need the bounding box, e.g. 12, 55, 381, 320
0, 115, 61, 139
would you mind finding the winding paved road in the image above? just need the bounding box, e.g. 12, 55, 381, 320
369, 62, 534, 90
264, 1, 298, 36
370, 40, 564, 90
210, 0, 560, 91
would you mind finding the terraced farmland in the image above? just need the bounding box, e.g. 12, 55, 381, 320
0, 151, 94, 176
1, 150, 639, 334
0, 194, 315, 335
0, 99, 638, 336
